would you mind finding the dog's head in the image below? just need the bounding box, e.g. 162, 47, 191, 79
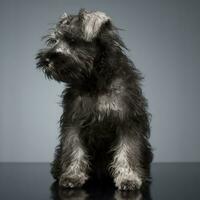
36, 9, 125, 83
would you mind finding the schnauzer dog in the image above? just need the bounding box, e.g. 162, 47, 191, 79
36, 9, 153, 190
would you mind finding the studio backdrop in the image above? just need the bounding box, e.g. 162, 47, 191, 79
0, 0, 200, 162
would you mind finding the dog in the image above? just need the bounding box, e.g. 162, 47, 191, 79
36, 9, 153, 191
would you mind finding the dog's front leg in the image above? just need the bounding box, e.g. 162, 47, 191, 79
59, 126, 90, 188
110, 125, 151, 191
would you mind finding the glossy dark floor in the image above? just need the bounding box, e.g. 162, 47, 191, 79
0, 163, 199, 200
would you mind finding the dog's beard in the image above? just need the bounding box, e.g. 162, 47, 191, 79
37, 51, 78, 82
36, 51, 85, 82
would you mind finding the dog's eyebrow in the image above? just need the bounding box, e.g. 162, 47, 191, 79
59, 15, 74, 25
61, 18, 71, 25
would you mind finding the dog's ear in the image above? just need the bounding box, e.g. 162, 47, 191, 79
79, 9, 111, 41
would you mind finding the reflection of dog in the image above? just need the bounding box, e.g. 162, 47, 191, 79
50, 181, 152, 200
36, 9, 153, 190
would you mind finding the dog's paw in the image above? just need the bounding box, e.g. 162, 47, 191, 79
114, 173, 142, 191
59, 172, 88, 188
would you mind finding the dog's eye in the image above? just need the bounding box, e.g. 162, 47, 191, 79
65, 20, 70, 25
62, 19, 70, 26
69, 38, 77, 45
71, 38, 75, 43
64, 34, 78, 45
46, 38, 57, 46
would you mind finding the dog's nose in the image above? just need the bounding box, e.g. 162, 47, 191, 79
47, 52, 60, 60
45, 51, 67, 68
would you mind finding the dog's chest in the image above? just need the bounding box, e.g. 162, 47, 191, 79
97, 92, 123, 113
74, 78, 126, 120
97, 78, 125, 114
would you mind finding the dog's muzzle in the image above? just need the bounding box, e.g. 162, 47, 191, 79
53, 41, 71, 55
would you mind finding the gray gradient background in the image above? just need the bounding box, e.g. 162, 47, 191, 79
0, 0, 199, 162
